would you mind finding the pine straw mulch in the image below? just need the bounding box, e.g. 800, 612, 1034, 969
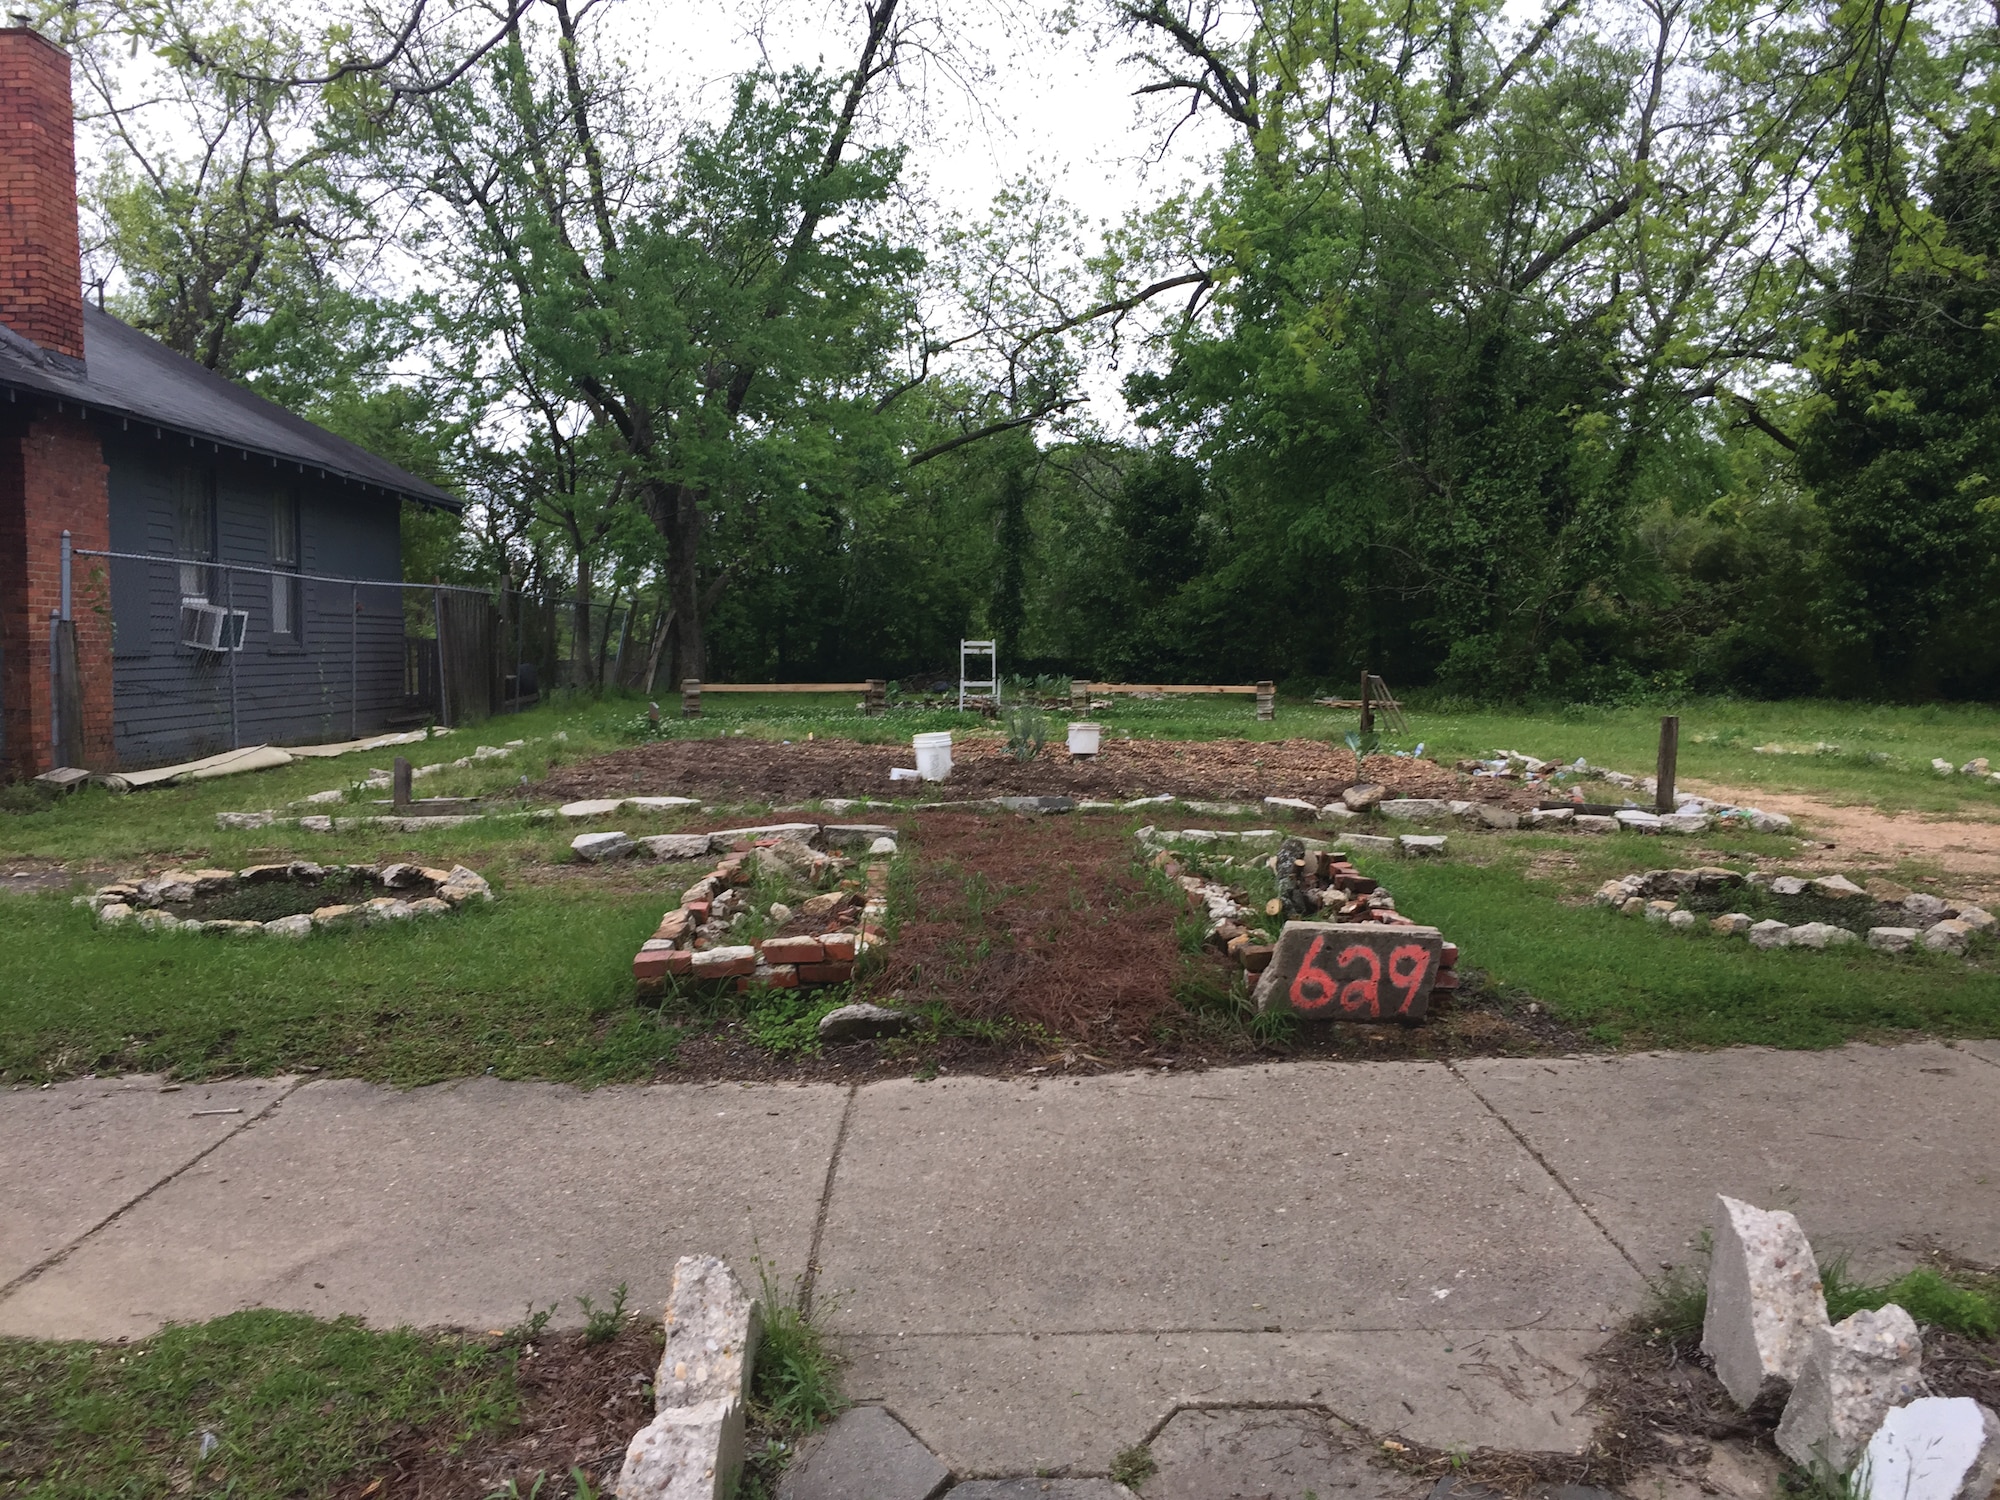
333, 1322, 662, 1500
643, 810, 1599, 1083
523, 736, 1528, 808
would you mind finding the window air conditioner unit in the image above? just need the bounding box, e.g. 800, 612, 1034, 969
180, 601, 248, 652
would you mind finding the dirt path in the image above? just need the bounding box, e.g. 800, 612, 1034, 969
1689, 779, 2000, 895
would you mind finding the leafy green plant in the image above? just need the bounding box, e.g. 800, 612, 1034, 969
1344, 729, 1381, 759
1003, 703, 1048, 761
576, 1284, 629, 1346
1822, 1260, 2000, 1338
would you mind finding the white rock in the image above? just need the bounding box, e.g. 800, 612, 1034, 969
1858, 1398, 2000, 1500
299, 815, 334, 833
1342, 833, 1398, 854
1958, 906, 1994, 932
1379, 798, 1451, 821
560, 798, 626, 819
690, 945, 757, 974
263, 914, 314, 939
1813, 875, 1868, 899
135, 908, 182, 931
437, 866, 493, 905
215, 810, 278, 830
1317, 803, 1358, 823
1122, 794, 1175, 809
1702, 1194, 1829, 1408
1960, 758, 1989, 777
655, 1254, 760, 1411
1748, 812, 1793, 834
767, 903, 792, 924
1445, 800, 1474, 816
1868, 927, 1920, 953
640, 834, 715, 861
1789, 922, 1858, 950
1776, 1305, 1925, 1473
1749, 920, 1793, 950
626, 796, 702, 812
1646, 900, 1678, 923
361, 897, 416, 923
1594, 880, 1630, 906
1616, 809, 1663, 832
1527, 807, 1575, 827
1772, 876, 1810, 896
1924, 920, 1973, 954
868, 836, 898, 856
1712, 913, 1754, 936
616, 1397, 742, 1500
1471, 804, 1521, 829
405, 897, 451, 917
1661, 812, 1712, 834
1668, 910, 1697, 930
1574, 814, 1618, 833
1934, 758, 1956, 775
1400, 834, 1447, 857
97, 902, 135, 924
1264, 796, 1319, 816
1904, 893, 1952, 922
303, 789, 344, 804
573, 831, 636, 863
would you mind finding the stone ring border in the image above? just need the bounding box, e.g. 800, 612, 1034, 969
83, 861, 494, 937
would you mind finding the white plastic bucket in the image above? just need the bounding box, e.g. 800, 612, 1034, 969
913, 731, 953, 781
1067, 722, 1102, 757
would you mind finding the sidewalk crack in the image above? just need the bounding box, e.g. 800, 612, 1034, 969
1443, 1060, 1646, 1280
0, 1074, 311, 1306
800, 1082, 859, 1319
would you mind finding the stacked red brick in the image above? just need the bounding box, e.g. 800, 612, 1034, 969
632, 838, 891, 994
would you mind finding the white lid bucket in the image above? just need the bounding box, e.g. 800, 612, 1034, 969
912, 731, 953, 781
1067, 722, 1102, 756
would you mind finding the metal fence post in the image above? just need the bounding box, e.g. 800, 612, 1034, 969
349, 584, 359, 739
59, 529, 71, 619
225, 566, 238, 750
432, 586, 450, 728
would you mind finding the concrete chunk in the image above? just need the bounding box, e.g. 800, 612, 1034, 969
1400, 834, 1447, 857
627, 796, 703, 812
777, 1404, 950, 1500
706, 823, 821, 848
616, 1396, 742, 1500
1777, 1304, 1925, 1473
1343, 833, 1397, 854
1813, 875, 1868, 900
1868, 927, 1920, 952
560, 798, 627, 819
1264, 796, 1320, 817
573, 831, 636, 862
1925, 920, 1973, 954
1749, 920, 1792, 950
1472, 803, 1521, 829
1616, 810, 1662, 832
818, 1004, 911, 1045
1859, 1398, 2000, 1500
1574, 814, 1617, 833
1379, 798, 1451, 821
948, 1485, 1136, 1500
1660, 812, 1712, 834
655, 1254, 761, 1412
437, 866, 493, 905
1526, 807, 1574, 826
641, 834, 716, 861
1789, 922, 1858, 950
1702, 1194, 1829, 1408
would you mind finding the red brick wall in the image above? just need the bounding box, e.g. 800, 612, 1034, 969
0, 409, 114, 775
0, 27, 84, 360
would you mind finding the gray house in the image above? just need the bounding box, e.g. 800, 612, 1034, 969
0, 24, 459, 776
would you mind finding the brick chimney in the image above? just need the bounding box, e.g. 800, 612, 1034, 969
0, 26, 85, 360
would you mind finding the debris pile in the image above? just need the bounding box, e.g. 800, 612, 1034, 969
1702, 1194, 2000, 1500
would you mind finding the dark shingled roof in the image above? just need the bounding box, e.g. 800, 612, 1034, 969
0, 305, 459, 510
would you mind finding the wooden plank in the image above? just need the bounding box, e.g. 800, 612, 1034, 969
1080, 683, 1261, 695
698, 683, 873, 693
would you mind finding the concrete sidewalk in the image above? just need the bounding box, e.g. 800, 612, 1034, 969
4, 1040, 1996, 1478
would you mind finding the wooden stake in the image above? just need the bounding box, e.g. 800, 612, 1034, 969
1656, 715, 1679, 814
392, 756, 412, 810
1359, 672, 1373, 736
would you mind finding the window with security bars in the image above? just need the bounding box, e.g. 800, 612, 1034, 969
271, 490, 301, 637
174, 466, 215, 602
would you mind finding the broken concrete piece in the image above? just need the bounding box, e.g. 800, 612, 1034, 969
817, 1004, 911, 1045
616, 1397, 742, 1500
1400, 834, 1447, 857
1925, 920, 1973, 954
1574, 814, 1617, 833
1788, 922, 1858, 950
1958, 906, 1995, 932
560, 798, 627, 819
822, 824, 898, 850
640, 834, 714, 861
1668, 910, 1697, 930
1526, 806, 1574, 826
867, 836, 898, 856
1859, 1398, 2000, 1500
1777, 1304, 1926, 1472
655, 1254, 761, 1412
1702, 1194, 1830, 1408
1317, 803, 1358, 823
1868, 928, 1920, 952
262, 914, 313, 938
1616, 809, 1662, 832
1749, 920, 1792, 950
1903, 893, 1952, 922
1342, 833, 1397, 854
1772, 876, 1810, 896
437, 866, 493, 904
776, 1404, 950, 1500
1378, 798, 1450, 821
1661, 812, 1712, 834
1813, 875, 1868, 900
1470, 803, 1521, 829
1264, 796, 1320, 817
626, 796, 702, 812
572, 831, 635, 862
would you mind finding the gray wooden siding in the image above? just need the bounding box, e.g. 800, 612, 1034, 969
101, 426, 411, 769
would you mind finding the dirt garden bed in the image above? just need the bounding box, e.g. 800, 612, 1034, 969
527, 736, 1509, 806
647, 810, 1596, 1080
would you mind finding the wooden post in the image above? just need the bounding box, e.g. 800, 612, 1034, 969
392, 756, 412, 810
680, 678, 702, 719
864, 679, 886, 716
1255, 680, 1275, 722
1656, 715, 1679, 813
1358, 672, 1373, 736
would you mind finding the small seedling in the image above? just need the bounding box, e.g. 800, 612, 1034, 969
1344, 729, 1381, 759
1111, 1444, 1157, 1486
576, 1283, 629, 1346
1003, 703, 1048, 761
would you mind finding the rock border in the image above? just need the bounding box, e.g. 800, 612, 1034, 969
84, 861, 493, 936
1593, 868, 1993, 952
